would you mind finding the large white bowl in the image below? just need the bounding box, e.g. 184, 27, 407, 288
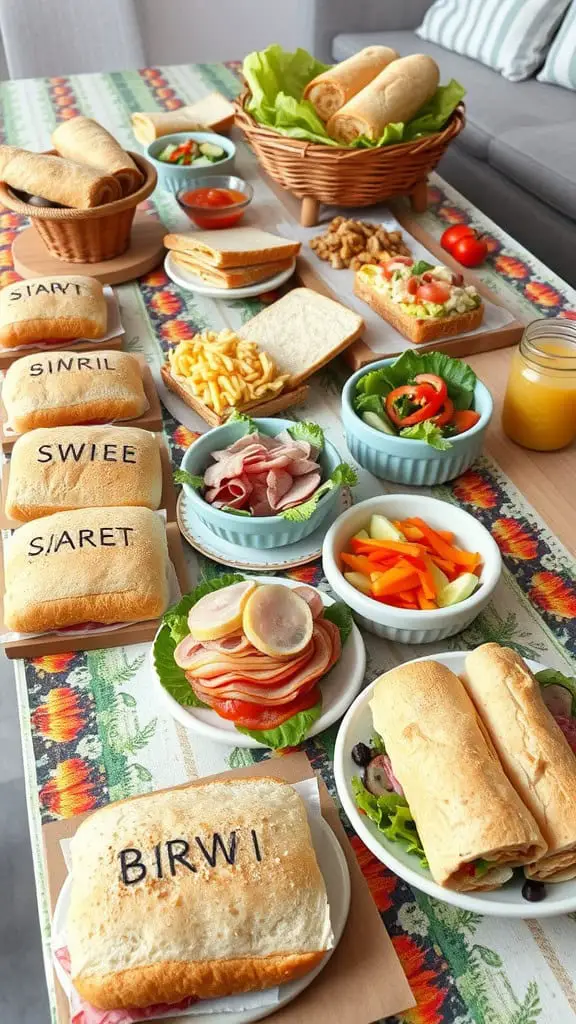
334, 651, 576, 919
322, 494, 501, 644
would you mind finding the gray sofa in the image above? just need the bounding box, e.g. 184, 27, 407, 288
311, 0, 576, 285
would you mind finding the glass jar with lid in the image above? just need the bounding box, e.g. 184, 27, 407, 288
502, 318, 576, 451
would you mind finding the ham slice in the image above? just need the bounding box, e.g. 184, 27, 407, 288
293, 586, 325, 619
274, 472, 321, 510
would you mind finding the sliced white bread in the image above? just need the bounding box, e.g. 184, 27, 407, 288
164, 227, 301, 268
172, 252, 294, 288
354, 273, 484, 344
238, 287, 364, 386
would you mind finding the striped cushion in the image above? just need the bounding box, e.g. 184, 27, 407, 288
416, 0, 572, 82
538, 1, 576, 88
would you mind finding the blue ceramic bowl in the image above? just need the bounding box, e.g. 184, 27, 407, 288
146, 131, 235, 194
180, 417, 343, 548
342, 358, 493, 485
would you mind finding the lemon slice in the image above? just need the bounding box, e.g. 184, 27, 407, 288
242, 585, 313, 659
187, 580, 257, 641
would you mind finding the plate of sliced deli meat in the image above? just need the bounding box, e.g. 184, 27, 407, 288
152, 576, 366, 748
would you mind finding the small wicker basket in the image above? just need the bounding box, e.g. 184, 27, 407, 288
234, 89, 465, 226
0, 151, 157, 263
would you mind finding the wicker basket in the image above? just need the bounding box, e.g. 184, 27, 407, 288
0, 152, 157, 263
235, 89, 465, 225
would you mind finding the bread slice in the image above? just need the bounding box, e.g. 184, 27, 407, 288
354, 273, 484, 344
238, 287, 364, 386
164, 227, 301, 268
172, 252, 294, 288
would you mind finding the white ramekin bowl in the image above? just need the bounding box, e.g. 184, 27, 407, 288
322, 493, 501, 644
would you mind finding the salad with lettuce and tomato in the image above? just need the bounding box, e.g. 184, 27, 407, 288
353, 350, 481, 451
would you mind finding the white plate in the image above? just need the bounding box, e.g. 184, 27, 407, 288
177, 488, 353, 571
153, 576, 366, 748
165, 252, 296, 298
334, 650, 576, 919
52, 814, 350, 1024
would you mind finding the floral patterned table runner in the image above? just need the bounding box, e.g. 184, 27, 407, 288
2, 61, 576, 1024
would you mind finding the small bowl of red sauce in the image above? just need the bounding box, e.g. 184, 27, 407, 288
176, 176, 254, 229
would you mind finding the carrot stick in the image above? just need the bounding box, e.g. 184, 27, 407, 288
372, 567, 420, 597
340, 552, 374, 575
405, 517, 480, 569
416, 558, 436, 600
430, 555, 457, 577
417, 588, 437, 610
350, 537, 426, 558
437, 530, 454, 543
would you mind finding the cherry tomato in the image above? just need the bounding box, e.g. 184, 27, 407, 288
451, 409, 481, 434
452, 234, 488, 268
406, 277, 419, 295
417, 282, 451, 304
441, 225, 474, 252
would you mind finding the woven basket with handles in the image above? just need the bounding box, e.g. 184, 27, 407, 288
235, 87, 465, 224
0, 151, 156, 263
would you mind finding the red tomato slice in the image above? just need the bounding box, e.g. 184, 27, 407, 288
200, 686, 321, 730
406, 277, 419, 295
417, 282, 451, 304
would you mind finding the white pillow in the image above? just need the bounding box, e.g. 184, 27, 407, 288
416, 0, 572, 82
538, 0, 576, 89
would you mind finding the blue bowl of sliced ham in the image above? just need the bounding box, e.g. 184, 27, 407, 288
180, 417, 344, 548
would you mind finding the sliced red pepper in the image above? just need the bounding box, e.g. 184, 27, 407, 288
431, 397, 454, 427
414, 373, 447, 404
385, 382, 443, 427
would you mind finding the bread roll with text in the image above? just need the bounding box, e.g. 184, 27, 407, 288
67, 777, 332, 1009
303, 46, 398, 121
327, 54, 440, 143
4, 506, 170, 632
0, 275, 107, 348
370, 660, 546, 890
465, 644, 576, 882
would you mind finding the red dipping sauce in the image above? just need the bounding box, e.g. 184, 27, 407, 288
178, 187, 249, 229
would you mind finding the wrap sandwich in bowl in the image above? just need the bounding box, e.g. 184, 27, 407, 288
465, 644, 576, 883
367, 660, 546, 891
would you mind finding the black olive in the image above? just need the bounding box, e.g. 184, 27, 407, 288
351, 742, 373, 768
522, 879, 546, 903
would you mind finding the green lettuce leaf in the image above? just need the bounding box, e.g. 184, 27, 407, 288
351, 776, 428, 867
354, 350, 477, 411
287, 420, 325, 451
323, 601, 353, 645
226, 409, 258, 434
237, 700, 322, 749
400, 420, 453, 450
220, 506, 252, 517
536, 668, 576, 715
371, 732, 387, 755
280, 462, 358, 522
242, 45, 464, 149
354, 392, 389, 418
173, 468, 204, 490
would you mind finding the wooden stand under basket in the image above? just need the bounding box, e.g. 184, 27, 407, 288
234, 90, 465, 227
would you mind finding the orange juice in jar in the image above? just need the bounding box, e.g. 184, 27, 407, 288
502, 319, 576, 451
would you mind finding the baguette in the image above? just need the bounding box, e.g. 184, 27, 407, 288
354, 272, 484, 344
164, 227, 301, 268
303, 46, 398, 121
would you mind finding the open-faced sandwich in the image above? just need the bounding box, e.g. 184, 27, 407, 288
351, 645, 576, 899
154, 575, 353, 748
65, 777, 332, 1010
354, 256, 483, 344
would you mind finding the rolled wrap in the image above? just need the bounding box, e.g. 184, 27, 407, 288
370, 660, 546, 890
52, 116, 142, 197
0, 146, 122, 208
465, 644, 576, 883
131, 93, 234, 144
303, 46, 398, 122
327, 54, 440, 143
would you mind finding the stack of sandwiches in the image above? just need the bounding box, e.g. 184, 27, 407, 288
164, 226, 301, 289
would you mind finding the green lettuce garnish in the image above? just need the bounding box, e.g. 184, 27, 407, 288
400, 420, 452, 450
220, 506, 252, 516
174, 468, 204, 490
536, 669, 576, 715
226, 409, 259, 433
354, 350, 477, 412
243, 46, 465, 149
352, 776, 428, 867
410, 260, 435, 276
237, 701, 323, 747
287, 420, 325, 451
280, 463, 358, 522
323, 601, 353, 645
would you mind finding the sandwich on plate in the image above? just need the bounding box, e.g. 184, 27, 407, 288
3, 505, 170, 633
354, 256, 483, 344
2, 349, 148, 432
66, 777, 333, 1009
5, 425, 162, 522
353, 659, 546, 891
164, 225, 301, 269
171, 250, 296, 289
0, 275, 107, 349
465, 644, 576, 883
